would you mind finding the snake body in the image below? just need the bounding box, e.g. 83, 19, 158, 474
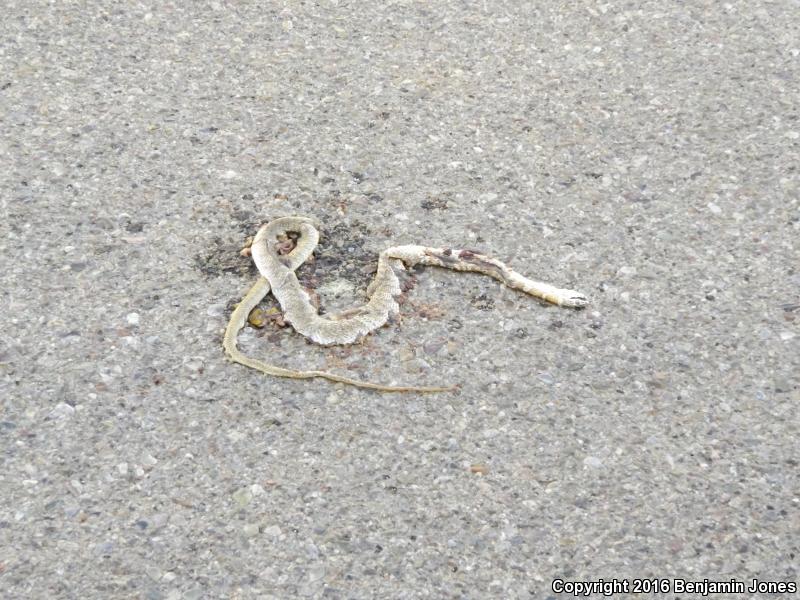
224, 216, 588, 392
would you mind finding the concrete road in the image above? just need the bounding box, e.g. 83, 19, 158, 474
1, 1, 798, 598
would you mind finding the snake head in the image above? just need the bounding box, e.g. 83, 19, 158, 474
561, 291, 589, 308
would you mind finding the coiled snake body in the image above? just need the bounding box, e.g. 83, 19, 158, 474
224, 216, 588, 392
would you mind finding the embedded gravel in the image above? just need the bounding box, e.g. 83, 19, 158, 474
1, 1, 798, 599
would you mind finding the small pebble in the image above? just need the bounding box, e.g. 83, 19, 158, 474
150, 513, 169, 529
206, 304, 225, 317
184, 358, 204, 373
184, 588, 204, 600
48, 402, 75, 420
537, 372, 555, 385
397, 346, 415, 362
233, 487, 253, 507
94, 541, 115, 555
423, 339, 445, 355
263, 525, 282, 537
583, 456, 604, 469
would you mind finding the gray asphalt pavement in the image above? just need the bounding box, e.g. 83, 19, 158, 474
1, 1, 798, 598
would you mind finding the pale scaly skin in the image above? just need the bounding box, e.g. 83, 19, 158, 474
223, 218, 452, 393
222, 278, 454, 392
224, 216, 588, 393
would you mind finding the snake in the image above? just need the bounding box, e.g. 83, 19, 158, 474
223, 216, 588, 393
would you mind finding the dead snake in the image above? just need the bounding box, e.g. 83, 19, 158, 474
224, 216, 588, 392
